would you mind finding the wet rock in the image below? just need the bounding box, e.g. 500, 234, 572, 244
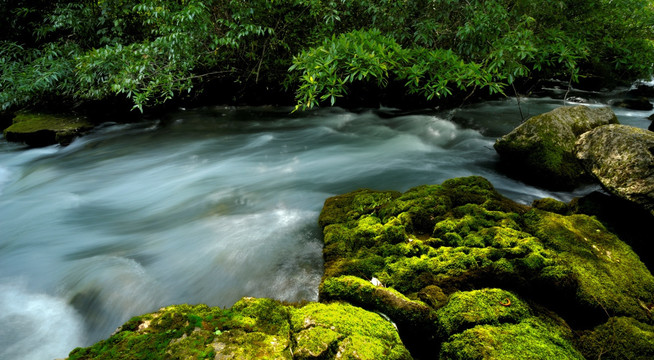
67, 298, 411, 360
564, 96, 589, 103
613, 97, 654, 110
531, 197, 569, 214
3, 112, 94, 147
494, 105, 618, 189
628, 83, 654, 98
319, 176, 654, 357
575, 124, 654, 213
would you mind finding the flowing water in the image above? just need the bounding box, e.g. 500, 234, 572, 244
0, 93, 652, 359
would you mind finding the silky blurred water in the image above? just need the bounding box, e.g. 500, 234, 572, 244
0, 95, 651, 359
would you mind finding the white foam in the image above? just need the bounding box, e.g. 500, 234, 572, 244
0, 282, 85, 360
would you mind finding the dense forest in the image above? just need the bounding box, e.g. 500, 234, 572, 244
1, 0, 653, 114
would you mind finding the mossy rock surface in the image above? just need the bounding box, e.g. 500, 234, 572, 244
435, 288, 531, 337
525, 210, 654, 321
3, 112, 94, 146
319, 175, 654, 358
577, 316, 654, 360
494, 105, 618, 189
67, 297, 411, 360
439, 317, 584, 360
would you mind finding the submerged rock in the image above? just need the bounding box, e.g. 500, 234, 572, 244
3, 112, 94, 146
494, 105, 618, 189
67, 297, 411, 360
612, 97, 654, 111
319, 176, 654, 357
575, 124, 654, 214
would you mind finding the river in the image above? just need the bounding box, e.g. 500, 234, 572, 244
0, 91, 651, 359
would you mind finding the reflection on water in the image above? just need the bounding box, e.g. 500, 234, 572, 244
0, 97, 651, 359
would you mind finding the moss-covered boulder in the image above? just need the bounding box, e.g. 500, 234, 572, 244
577, 317, 654, 360
3, 112, 94, 146
67, 297, 411, 360
525, 210, 654, 321
319, 176, 654, 357
440, 317, 584, 359
436, 289, 584, 359
494, 105, 618, 189
291, 301, 412, 359
575, 124, 654, 214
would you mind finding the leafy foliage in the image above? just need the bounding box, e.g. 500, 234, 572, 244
1, 0, 653, 113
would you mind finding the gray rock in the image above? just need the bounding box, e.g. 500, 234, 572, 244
494, 105, 618, 189
576, 124, 654, 213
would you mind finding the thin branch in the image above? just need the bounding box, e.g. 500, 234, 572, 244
563, 71, 573, 103
512, 82, 525, 122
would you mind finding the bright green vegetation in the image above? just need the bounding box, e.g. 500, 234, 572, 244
2, 0, 654, 113
525, 210, 654, 321
68, 297, 411, 360
577, 317, 654, 360
436, 289, 584, 359
320, 275, 437, 335
435, 289, 531, 337
319, 176, 654, 357
440, 317, 584, 359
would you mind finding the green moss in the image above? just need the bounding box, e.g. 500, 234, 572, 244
69, 299, 412, 360
291, 302, 412, 360
318, 189, 401, 228
68, 304, 221, 360
3, 112, 94, 146
320, 275, 435, 332
436, 289, 531, 337
439, 317, 584, 360
230, 297, 291, 336
294, 326, 341, 359
525, 210, 654, 320
531, 198, 569, 214
319, 176, 654, 358
211, 329, 292, 359
577, 317, 654, 360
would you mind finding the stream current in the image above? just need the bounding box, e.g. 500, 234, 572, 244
0, 93, 652, 359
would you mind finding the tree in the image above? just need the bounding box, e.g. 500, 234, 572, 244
1, 0, 653, 114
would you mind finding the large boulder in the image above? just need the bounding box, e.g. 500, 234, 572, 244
319, 176, 654, 358
575, 124, 654, 214
67, 297, 412, 360
494, 105, 618, 189
3, 112, 94, 147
